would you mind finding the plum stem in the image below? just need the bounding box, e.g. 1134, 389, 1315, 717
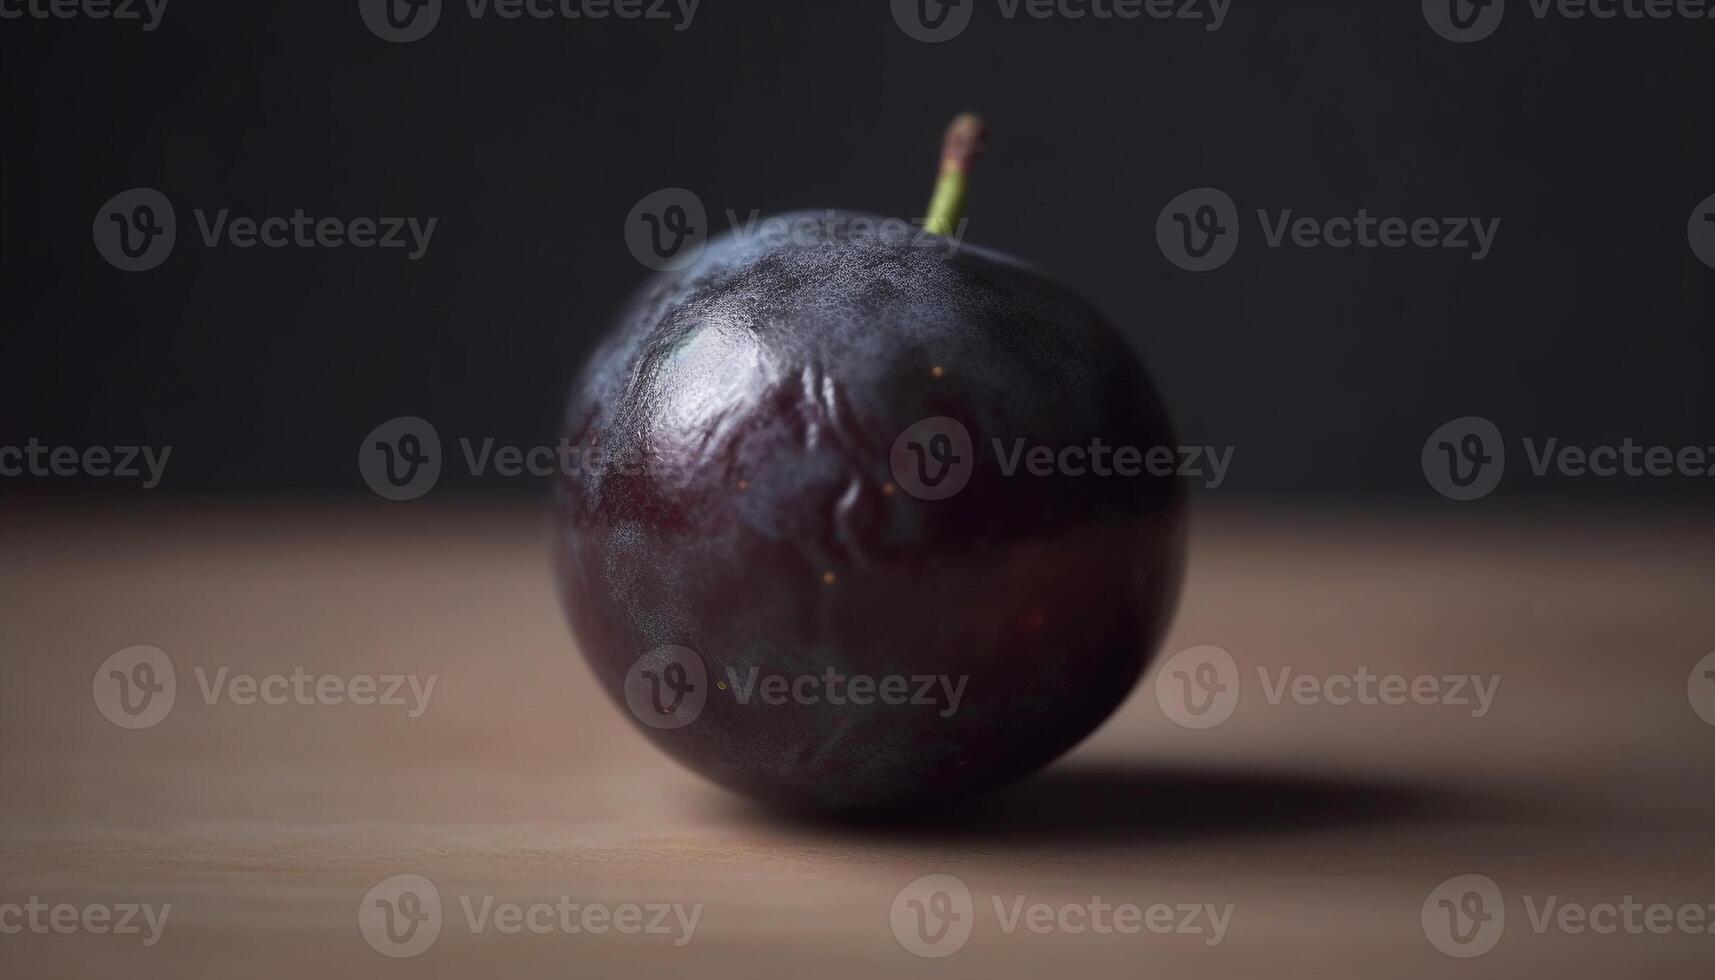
924, 113, 988, 238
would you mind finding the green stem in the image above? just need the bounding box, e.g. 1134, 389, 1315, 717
924, 114, 987, 238
924, 171, 969, 238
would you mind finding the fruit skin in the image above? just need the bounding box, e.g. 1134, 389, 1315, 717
553, 212, 1186, 811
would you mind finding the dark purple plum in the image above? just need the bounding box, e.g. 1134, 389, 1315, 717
552, 118, 1185, 811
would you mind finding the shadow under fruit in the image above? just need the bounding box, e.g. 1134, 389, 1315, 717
553, 116, 1186, 811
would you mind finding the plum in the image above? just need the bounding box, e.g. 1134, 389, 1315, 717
552, 116, 1185, 811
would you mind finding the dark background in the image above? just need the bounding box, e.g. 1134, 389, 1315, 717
2, 0, 1711, 500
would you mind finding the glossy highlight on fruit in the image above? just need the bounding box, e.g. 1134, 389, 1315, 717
552, 118, 1186, 811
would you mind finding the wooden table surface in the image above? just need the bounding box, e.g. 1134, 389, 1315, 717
2, 500, 1713, 978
